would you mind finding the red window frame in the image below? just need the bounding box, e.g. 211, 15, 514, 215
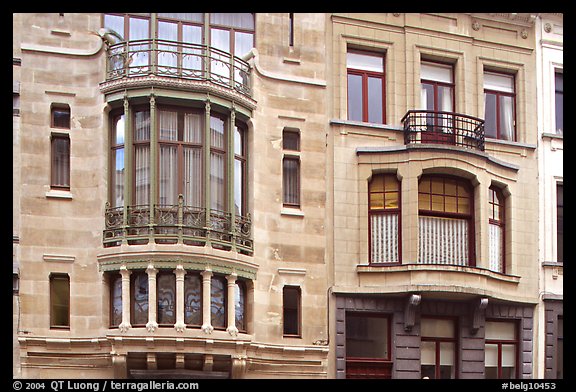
484, 71, 516, 141
368, 173, 401, 264
347, 49, 386, 124
489, 186, 506, 273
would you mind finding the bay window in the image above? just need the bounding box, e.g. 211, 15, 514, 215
368, 174, 400, 264
484, 71, 516, 141
485, 320, 518, 379
134, 109, 151, 205
347, 50, 385, 124
418, 176, 474, 266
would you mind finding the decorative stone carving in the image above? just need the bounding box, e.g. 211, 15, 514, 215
146, 321, 158, 332
521, 30, 528, 39
472, 21, 481, 31
201, 323, 214, 334
393, 13, 401, 17
118, 322, 131, 333
544, 23, 552, 33
471, 297, 489, 334
404, 294, 421, 331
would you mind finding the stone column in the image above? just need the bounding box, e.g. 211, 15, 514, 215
226, 273, 238, 336
174, 265, 186, 332
201, 268, 213, 334
146, 264, 158, 332
119, 266, 131, 332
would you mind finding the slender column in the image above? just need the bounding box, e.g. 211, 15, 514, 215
146, 264, 158, 332
204, 100, 212, 247
149, 94, 157, 231
228, 107, 237, 251
174, 265, 186, 332
119, 266, 131, 332
122, 97, 131, 243
226, 273, 238, 336
200, 268, 213, 334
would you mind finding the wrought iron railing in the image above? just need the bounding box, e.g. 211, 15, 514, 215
105, 39, 251, 97
402, 110, 485, 151
103, 196, 253, 254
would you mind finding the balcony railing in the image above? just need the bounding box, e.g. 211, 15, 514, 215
402, 110, 485, 151
105, 39, 251, 97
103, 196, 253, 254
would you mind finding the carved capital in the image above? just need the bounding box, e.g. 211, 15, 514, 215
119, 322, 131, 333
226, 326, 239, 337
146, 321, 158, 332
174, 322, 186, 333
201, 323, 214, 334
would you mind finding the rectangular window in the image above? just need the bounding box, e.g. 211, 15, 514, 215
283, 286, 301, 337
555, 72, 563, 134
51, 104, 70, 129
288, 13, 294, 47
420, 61, 455, 143
557, 184, 563, 263
282, 129, 301, 208
485, 320, 518, 379
369, 174, 400, 264
347, 50, 385, 124
131, 272, 149, 326
421, 317, 456, 379
50, 274, 70, 329
51, 133, 70, 189
157, 272, 176, 325
484, 71, 516, 141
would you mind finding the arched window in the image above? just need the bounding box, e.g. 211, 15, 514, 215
368, 174, 400, 264
418, 175, 474, 266
489, 186, 505, 273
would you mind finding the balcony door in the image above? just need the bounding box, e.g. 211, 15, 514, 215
420, 61, 455, 145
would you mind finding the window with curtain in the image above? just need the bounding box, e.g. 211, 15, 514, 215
157, 272, 176, 325
210, 115, 226, 212
184, 273, 202, 326
282, 129, 300, 207
104, 14, 151, 75
210, 275, 227, 329
420, 61, 455, 143
110, 114, 125, 208
555, 72, 563, 135
418, 176, 473, 266
484, 71, 516, 141
234, 125, 247, 216
50, 274, 70, 329
131, 271, 149, 326
50, 133, 70, 190
157, 14, 204, 76
369, 174, 400, 264
420, 317, 457, 379
485, 320, 518, 379
489, 186, 505, 273
133, 110, 150, 205
283, 286, 301, 337
110, 273, 122, 327
347, 50, 385, 124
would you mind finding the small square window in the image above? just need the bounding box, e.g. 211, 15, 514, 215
282, 129, 300, 151
51, 104, 71, 129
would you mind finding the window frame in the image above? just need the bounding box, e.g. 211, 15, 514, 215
109, 112, 125, 208
156, 271, 177, 326
235, 279, 247, 333
282, 129, 301, 208
50, 273, 70, 330
555, 71, 563, 135
484, 319, 520, 379
50, 132, 71, 190
346, 49, 386, 124
420, 60, 456, 114
418, 174, 475, 266
556, 183, 563, 263
184, 271, 203, 327
210, 275, 227, 330
488, 186, 506, 274
420, 316, 458, 379
51, 104, 71, 129
132, 106, 151, 205
234, 123, 247, 216
282, 285, 302, 338
130, 271, 149, 327
345, 311, 392, 362
109, 272, 123, 328
368, 173, 402, 265
483, 71, 517, 141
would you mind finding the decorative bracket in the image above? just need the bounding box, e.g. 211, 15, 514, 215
404, 294, 421, 332
471, 297, 489, 334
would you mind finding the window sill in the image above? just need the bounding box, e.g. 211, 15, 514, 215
281, 207, 304, 217
485, 137, 536, 150
45, 189, 73, 199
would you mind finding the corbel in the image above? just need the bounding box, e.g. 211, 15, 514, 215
404, 293, 421, 332
471, 297, 489, 334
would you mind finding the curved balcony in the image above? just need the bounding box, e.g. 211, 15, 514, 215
104, 39, 251, 98
103, 196, 253, 255
402, 110, 485, 151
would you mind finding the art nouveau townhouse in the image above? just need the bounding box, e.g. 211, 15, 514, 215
326, 13, 548, 379
13, 13, 330, 378
534, 13, 563, 380
12, 13, 561, 380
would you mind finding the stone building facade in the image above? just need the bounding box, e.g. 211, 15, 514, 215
13, 13, 561, 379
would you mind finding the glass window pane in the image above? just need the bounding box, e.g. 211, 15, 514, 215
445, 196, 457, 213
115, 115, 125, 145
440, 342, 455, 365
499, 95, 514, 141
129, 17, 149, 40
157, 273, 176, 325
347, 52, 383, 72
502, 344, 516, 367
421, 62, 452, 83
158, 13, 203, 23
184, 113, 202, 143
485, 343, 498, 367
484, 72, 514, 93
370, 175, 385, 192
367, 76, 383, 123
159, 110, 178, 141
134, 145, 150, 205
345, 314, 389, 359
52, 108, 70, 128
421, 341, 436, 365
421, 318, 455, 338
210, 116, 225, 149
283, 158, 300, 206
385, 192, 398, 209
184, 274, 202, 325
210, 13, 254, 30
421, 83, 435, 111
457, 197, 470, 214
370, 192, 384, 210
234, 159, 244, 215
210, 152, 226, 211
419, 193, 431, 210
384, 175, 399, 191
134, 111, 150, 141
283, 287, 300, 335
235, 31, 254, 57
445, 181, 457, 196
235, 282, 246, 331
347, 73, 363, 121
104, 14, 125, 39
431, 195, 444, 211
283, 130, 300, 151
210, 277, 226, 329
419, 178, 430, 193
438, 86, 453, 112
484, 93, 497, 138
431, 179, 444, 194
111, 275, 123, 326
51, 276, 70, 327
131, 273, 149, 325
485, 321, 516, 340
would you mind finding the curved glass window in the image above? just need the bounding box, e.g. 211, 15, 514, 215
157, 272, 176, 325
235, 280, 246, 332
184, 273, 202, 326
110, 273, 123, 327
210, 276, 226, 329
131, 272, 149, 325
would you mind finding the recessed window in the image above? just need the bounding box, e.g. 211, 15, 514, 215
51, 104, 70, 129
211, 276, 227, 329
347, 50, 385, 124
50, 274, 70, 329
484, 71, 516, 141
489, 186, 505, 273
283, 129, 301, 208
130, 271, 149, 326
50, 133, 70, 190
235, 280, 247, 332
369, 174, 400, 264
157, 272, 176, 325
485, 320, 518, 379
555, 72, 563, 134
421, 317, 457, 379
283, 286, 301, 337
420, 61, 455, 144
110, 273, 122, 327
184, 273, 202, 326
